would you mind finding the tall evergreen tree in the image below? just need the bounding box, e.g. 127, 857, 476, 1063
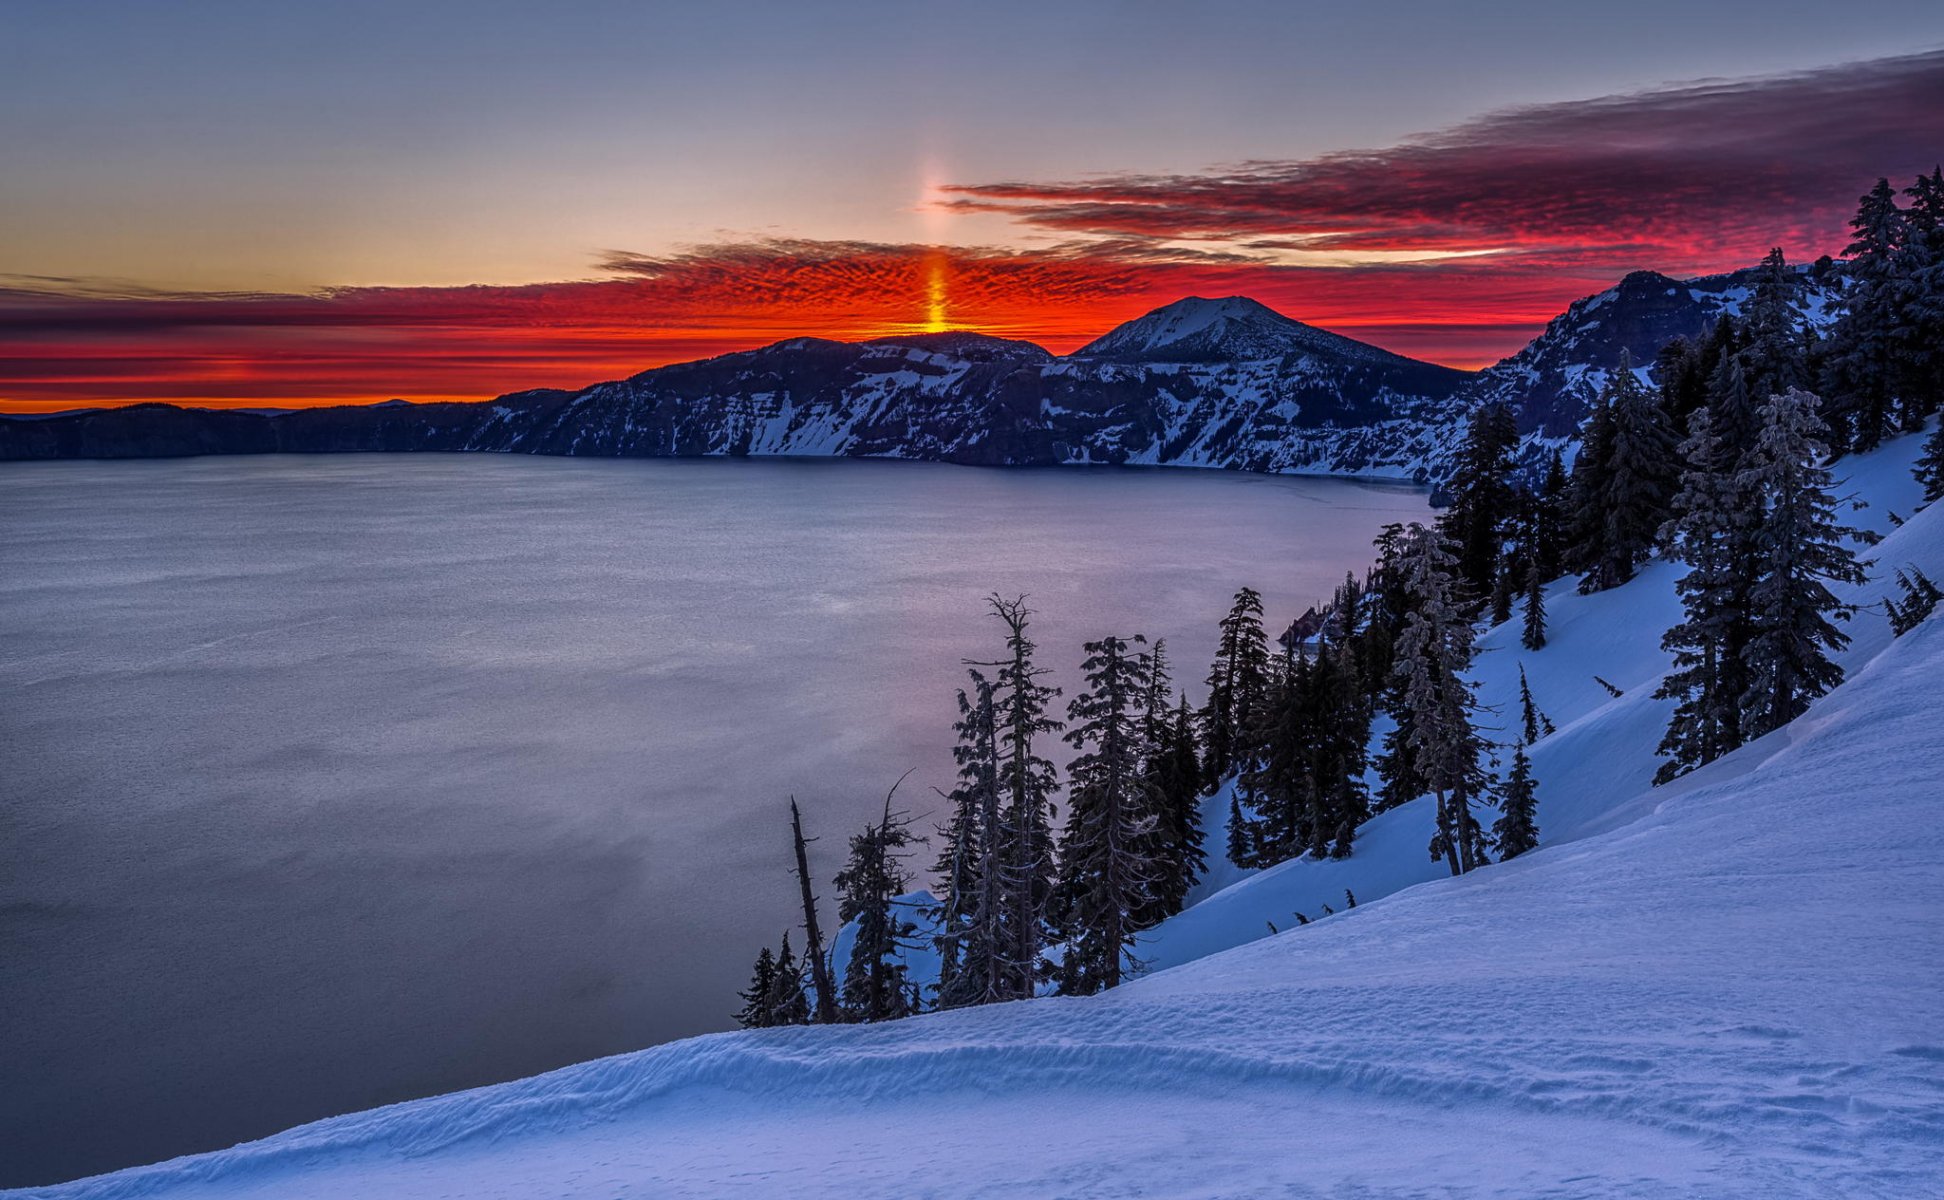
1655, 406, 1754, 782
735, 945, 778, 1029
1916, 419, 1944, 504
1492, 742, 1539, 861
1823, 178, 1908, 452
1142, 694, 1205, 922
930, 669, 1016, 1009
1518, 665, 1554, 745
1739, 247, 1809, 403
1440, 402, 1521, 600
1738, 389, 1867, 738
1392, 524, 1491, 875
1576, 354, 1680, 592
1054, 634, 1159, 995
1200, 587, 1271, 785
1898, 167, 1944, 430
765, 933, 811, 1026
834, 778, 924, 1022
981, 595, 1063, 997
1521, 560, 1547, 650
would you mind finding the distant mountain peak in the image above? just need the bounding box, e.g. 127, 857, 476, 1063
1071, 294, 1416, 367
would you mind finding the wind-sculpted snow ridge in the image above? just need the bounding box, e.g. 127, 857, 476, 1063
22, 435, 1943, 1199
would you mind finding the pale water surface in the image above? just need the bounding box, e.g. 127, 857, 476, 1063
0, 455, 1427, 1186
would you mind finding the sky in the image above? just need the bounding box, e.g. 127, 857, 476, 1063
3, 1, 1942, 411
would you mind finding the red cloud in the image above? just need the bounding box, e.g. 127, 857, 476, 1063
943, 50, 1944, 272
5, 52, 1936, 412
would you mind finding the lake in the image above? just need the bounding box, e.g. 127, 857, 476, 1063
0, 454, 1429, 1186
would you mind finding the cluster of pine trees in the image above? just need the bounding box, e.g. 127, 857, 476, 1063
736, 170, 1941, 1030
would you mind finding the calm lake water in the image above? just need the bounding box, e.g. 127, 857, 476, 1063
0, 454, 1428, 1186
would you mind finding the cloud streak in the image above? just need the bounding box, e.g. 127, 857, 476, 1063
943, 50, 1944, 271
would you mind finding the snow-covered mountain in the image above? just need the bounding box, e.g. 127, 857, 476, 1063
1459, 262, 1846, 437
0, 265, 1849, 485
0, 299, 1475, 477
28, 429, 1942, 1198
1073, 294, 1403, 365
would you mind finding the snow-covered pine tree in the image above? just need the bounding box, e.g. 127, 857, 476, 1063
982, 595, 1063, 998
764, 932, 811, 1026
1655, 406, 1755, 783
1579, 354, 1680, 592
834, 777, 925, 1022
1392, 524, 1491, 875
1200, 587, 1271, 786
1055, 635, 1159, 995
1738, 248, 1809, 404
1738, 389, 1868, 739
1492, 742, 1539, 861
735, 945, 778, 1029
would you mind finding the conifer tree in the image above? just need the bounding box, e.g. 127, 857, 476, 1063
1738, 248, 1808, 403
765, 933, 811, 1026
1535, 450, 1569, 580
1823, 179, 1908, 452
981, 595, 1063, 997
1738, 389, 1867, 738
1143, 694, 1205, 922
1226, 795, 1261, 868
930, 670, 1013, 1009
1517, 665, 1553, 745
1492, 742, 1539, 861
834, 777, 924, 1022
1521, 561, 1547, 650
1200, 587, 1271, 785
735, 946, 778, 1029
1655, 406, 1754, 782
1577, 354, 1680, 592
1440, 402, 1520, 600
1054, 634, 1159, 994
1887, 567, 1943, 636
1916, 421, 1944, 504
1898, 167, 1944, 430
1392, 524, 1491, 874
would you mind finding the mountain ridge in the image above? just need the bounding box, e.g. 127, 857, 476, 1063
0, 264, 1844, 481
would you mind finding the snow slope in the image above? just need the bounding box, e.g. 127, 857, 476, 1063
18, 436, 1942, 1198
1141, 428, 1932, 972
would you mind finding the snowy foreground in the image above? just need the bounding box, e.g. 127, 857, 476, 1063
20, 437, 1944, 1199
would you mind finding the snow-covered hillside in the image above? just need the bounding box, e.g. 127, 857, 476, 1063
22, 432, 1941, 1200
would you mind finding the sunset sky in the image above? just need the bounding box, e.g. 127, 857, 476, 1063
4, 1, 1942, 411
